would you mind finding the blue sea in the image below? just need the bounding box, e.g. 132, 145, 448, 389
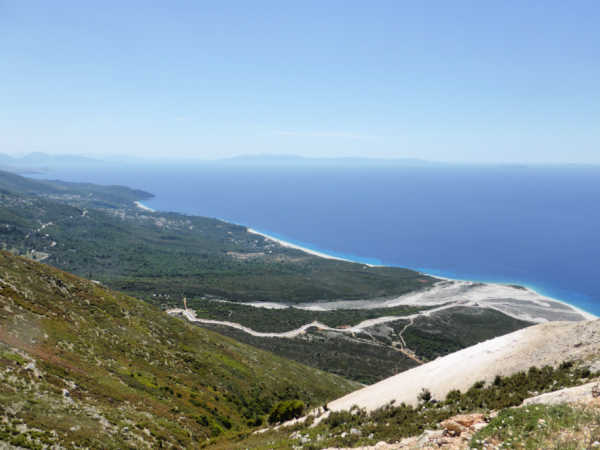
31, 162, 600, 315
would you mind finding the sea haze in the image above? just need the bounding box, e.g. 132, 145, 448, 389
31, 162, 600, 315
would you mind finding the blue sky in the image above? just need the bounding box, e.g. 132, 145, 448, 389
1, 1, 599, 163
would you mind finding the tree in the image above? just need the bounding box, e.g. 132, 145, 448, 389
268, 400, 305, 424
417, 388, 432, 404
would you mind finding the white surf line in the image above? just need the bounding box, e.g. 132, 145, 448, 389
247, 228, 365, 264
166, 302, 461, 339
246, 227, 595, 321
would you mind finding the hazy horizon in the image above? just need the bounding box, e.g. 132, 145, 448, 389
2, 1, 599, 164
3, 151, 600, 168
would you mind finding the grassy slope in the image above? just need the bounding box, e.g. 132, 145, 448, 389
472, 403, 600, 448
0, 251, 358, 448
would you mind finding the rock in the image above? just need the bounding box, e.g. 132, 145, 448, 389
24, 361, 42, 378
587, 360, 600, 373
592, 384, 600, 398
523, 381, 600, 406
451, 413, 486, 428
460, 431, 473, 442
416, 429, 444, 445
440, 419, 467, 436
472, 421, 488, 432
374, 442, 392, 449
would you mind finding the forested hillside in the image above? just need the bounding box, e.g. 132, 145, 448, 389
0, 170, 436, 304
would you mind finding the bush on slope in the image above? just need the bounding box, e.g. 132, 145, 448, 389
227, 362, 597, 449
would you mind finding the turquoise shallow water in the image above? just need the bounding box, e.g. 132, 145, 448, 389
31, 163, 600, 315
249, 226, 596, 316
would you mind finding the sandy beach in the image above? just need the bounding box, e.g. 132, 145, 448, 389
134, 201, 155, 212
167, 226, 595, 341
247, 228, 377, 266
246, 227, 596, 323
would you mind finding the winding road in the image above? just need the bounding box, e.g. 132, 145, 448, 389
166, 301, 461, 339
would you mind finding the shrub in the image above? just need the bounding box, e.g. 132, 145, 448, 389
246, 416, 263, 427
445, 389, 461, 403
417, 388, 432, 404
268, 400, 305, 424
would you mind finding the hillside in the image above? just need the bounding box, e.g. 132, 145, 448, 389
0, 251, 358, 448
233, 320, 600, 449
326, 319, 600, 411
183, 306, 532, 384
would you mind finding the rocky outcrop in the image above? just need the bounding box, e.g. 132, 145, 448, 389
522, 381, 600, 407
323, 413, 493, 449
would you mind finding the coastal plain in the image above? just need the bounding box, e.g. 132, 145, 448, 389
1, 168, 599, 448
0, 168, 592, 385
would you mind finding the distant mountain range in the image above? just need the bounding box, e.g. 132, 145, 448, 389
0, 152, 101, 172
223, 154, 441, 166
2, 152, 597, 170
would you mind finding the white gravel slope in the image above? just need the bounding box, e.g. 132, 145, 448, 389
326, 320, 600, 412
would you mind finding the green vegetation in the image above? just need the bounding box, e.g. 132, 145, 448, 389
0, 171, 592, 448
391, 307, 533, 361
0, 168, 152, 206
0, 170, 533, 386
0, 170, 436, 304
203, 323, 419, 384
0, 251, 358, 448
472, 404, 600, 449
225, 362, 598, 449
268, 400, 306, 424
197, 306, 532, 384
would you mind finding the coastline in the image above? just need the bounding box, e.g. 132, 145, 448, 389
425, 273, 597, 322
247, 228, 379, 267
247, 228, 356, 263
25, 165, 599, 320
134, 200, 155, 212
247, 226, 596, 322
131, 197, 595, 322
